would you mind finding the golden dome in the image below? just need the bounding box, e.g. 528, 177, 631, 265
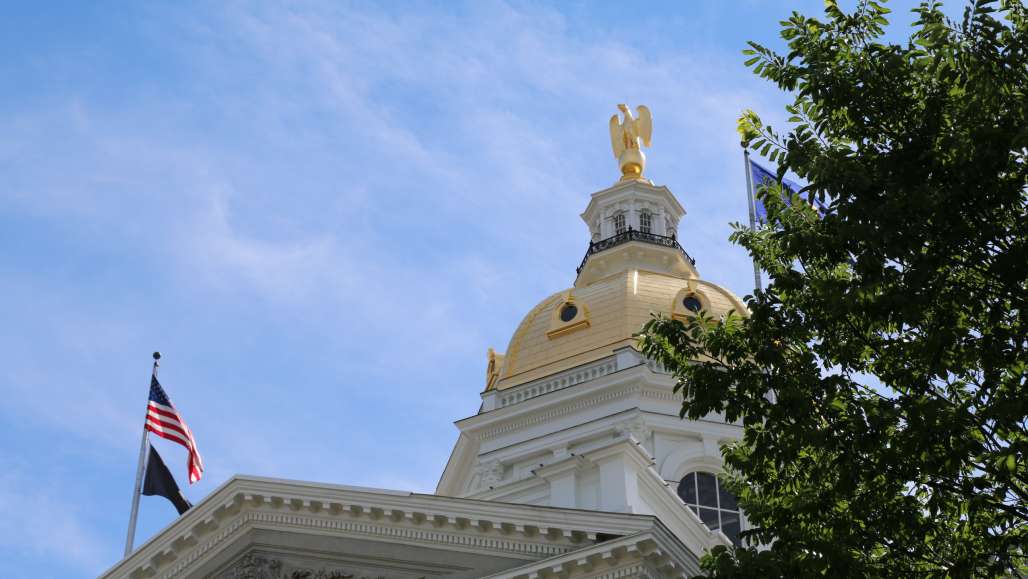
488, 269, 747, 391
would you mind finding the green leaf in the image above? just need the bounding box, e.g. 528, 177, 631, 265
649, 1, 1028, 576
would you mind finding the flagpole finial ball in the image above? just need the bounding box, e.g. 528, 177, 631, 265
153, 352, 161, 361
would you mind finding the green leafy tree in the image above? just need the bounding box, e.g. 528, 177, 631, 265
639, 1, 1027, 576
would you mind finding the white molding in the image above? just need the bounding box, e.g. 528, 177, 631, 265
583, 439, 655, 471
467, 475, 549, 502
156, 509, 572, 579
492, 355, 620, 409
634, 457, 729, 554
101, 476, 675, 579
660, 447, 724, 483
445, 361, 743, 499
480, 529, 699, 579
460, 366, 654, 442
437, 433, 479, 497
580, 181, 686, 229
483, 383, 641, 440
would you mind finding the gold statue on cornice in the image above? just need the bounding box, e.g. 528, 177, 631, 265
609, 104, 652, 181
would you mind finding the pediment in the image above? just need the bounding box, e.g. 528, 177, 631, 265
101, 476, 697, 579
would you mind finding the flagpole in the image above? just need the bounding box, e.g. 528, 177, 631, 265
743, 148, 763, 293
124, 351, 159, 556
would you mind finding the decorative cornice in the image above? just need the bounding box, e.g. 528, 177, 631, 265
532, 456, 589, 481
582, 439, 657, 474
435, 433, 478, 497
149, 507, 568, 579
213, 552, 380, 579
250, 510, 569, 555
479, 528, 698, 579
102, 477, 669, 579
580, 180, 685, 225
495, 356, 619, 409
633, 457, 730, 557
613, 415, 652, 445
640, 387, 677, 402
464, 361, 683, 443
479, 382, 683, 443
464, 474, 548, 502
482, 383, 641, 440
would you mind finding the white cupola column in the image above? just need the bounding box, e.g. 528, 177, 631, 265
576, 179, 696, 286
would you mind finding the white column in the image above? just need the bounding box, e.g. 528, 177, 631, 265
587, 441, 653, 514
613, 346, 642, 370
597, 454, 636, 512
549, 470, 577, 508
536, 457, 580, 508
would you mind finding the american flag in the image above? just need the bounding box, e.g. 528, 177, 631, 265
146, 375, 204, 484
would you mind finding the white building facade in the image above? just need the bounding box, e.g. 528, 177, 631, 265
438, 178, 747, 549
101, 165, 747, 579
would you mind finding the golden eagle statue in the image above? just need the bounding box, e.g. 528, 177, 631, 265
609, 104, 652, 181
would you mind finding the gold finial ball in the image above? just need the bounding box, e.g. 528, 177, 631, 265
619, 149, 646, 181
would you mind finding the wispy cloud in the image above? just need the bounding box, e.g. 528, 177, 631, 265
0, 467, 109, 576
0, 1, 795, 574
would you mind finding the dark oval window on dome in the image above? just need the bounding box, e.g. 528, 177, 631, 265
678, 472, 742, 546
683, 295, 703, 313
559, 303, 578, 322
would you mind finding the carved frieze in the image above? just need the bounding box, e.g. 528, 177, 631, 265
214, 553, 392, 579
471, 459, 504, 490
614, 416, 650, 444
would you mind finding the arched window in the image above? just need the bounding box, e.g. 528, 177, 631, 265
639, 210, 652, 234
559, 302, 578, 322
677, 472, 741, 545
613, 212, 627, 235
682, 294, 702, 313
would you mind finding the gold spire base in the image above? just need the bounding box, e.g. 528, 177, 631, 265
617, 149, 646, 182
619, 164, 643, 181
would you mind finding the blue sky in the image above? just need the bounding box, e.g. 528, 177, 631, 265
0, 1, 950, 576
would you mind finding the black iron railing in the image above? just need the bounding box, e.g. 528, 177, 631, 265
576, 228, 696, 275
